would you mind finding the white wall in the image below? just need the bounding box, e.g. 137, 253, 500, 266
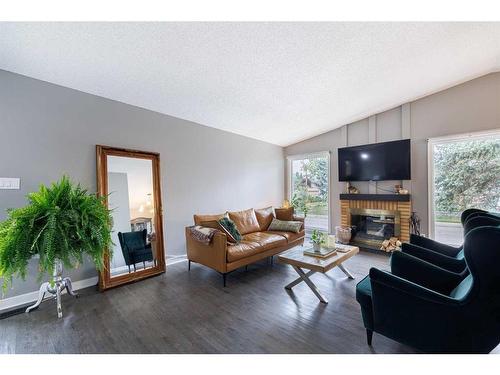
285, 72, 500, 235
0, 69, 284, 299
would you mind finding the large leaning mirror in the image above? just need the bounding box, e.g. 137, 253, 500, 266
96, 145, 166, 290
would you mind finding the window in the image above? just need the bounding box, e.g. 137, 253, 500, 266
428, 130, 500, 245
288, 152, 330, 232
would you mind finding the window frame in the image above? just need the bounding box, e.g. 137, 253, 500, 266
427, 128, 500, 240
286, 151, 331, 232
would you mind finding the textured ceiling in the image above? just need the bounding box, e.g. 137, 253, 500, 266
1, 22, 499, 146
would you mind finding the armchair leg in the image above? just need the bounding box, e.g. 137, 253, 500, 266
222, 273, 227, 287
366, 329, 373, 346
188, 260, 191, 271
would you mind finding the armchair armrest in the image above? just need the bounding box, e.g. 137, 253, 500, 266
368, 268, 464, 352
369, 268, 458, 306
409, 233, 461, 257
402, 242, 466, 273
390, 251, 464, 295
185, 227, 228, 273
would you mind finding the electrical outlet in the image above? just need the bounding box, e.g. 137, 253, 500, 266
0, 177, 21, 190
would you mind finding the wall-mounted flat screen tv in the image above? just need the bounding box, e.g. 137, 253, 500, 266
338, 139, 411, 181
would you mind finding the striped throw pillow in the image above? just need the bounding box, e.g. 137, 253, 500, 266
268, 218, 303, 233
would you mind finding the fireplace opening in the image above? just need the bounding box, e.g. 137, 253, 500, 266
349, 208, 401, 250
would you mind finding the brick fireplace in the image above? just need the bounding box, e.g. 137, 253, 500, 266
340, 194, 411, 251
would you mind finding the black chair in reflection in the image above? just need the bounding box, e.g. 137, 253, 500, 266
118, 229, 155, 272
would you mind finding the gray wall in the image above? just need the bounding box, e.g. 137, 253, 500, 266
0, 70, 284, 298
285, 72, 500, 234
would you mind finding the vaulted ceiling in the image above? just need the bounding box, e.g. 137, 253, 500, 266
1, 22, 499, 146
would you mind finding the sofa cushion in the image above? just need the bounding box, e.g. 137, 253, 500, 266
275, 207, 294, 221
242, 232, 286, 250
194, 213, 226, 225
267, 218, 303, 233
267, 229, 305, 243
227, 240, 262, 262
255, 206, 275, 231
227, 208, 261, 235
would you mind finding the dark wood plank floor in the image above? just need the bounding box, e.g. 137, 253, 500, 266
1, 251, 497, 354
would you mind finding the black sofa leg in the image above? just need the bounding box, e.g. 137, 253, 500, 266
188, 260, 191, 271
366, 329, 373, 346
222, 273, 227, 287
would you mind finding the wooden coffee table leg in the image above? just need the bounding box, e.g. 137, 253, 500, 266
287, 266, 328, 304
338, 264, 355, 279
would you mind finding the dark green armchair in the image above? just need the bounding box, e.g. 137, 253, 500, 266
460, 208, 487, 224
403, 215, 500, 273
118, 229, 154, 272
356, 226, 500, 353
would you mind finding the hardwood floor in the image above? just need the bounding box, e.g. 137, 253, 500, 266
0, 251, 495, 354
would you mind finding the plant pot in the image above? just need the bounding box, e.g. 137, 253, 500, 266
313, 243, 321, 252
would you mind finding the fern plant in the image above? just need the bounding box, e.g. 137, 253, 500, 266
0, 176, 112, 291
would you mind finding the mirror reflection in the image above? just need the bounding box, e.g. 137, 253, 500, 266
107, 155, 158, 277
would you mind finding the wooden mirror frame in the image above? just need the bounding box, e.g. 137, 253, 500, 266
96, 145, 166, 290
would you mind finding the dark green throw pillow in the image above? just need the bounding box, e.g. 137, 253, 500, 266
218, 217, 242, 243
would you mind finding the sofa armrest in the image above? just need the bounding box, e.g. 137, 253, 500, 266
185, 227, 228, 273
293, 215, 305, 231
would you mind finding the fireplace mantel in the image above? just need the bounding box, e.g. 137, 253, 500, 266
340, 193, 411, 202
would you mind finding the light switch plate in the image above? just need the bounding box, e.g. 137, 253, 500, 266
0, 177, 21, 190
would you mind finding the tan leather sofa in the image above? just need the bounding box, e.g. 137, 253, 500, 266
186, 207, 305, 286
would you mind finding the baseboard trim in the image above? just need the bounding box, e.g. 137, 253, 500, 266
0, 276, 98, 313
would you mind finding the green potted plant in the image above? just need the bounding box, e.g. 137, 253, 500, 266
0, 176, 112, 318
291, 189, 309, 218
311, 229, 325, 252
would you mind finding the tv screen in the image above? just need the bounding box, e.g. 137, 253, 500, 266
338, 139, 411, 181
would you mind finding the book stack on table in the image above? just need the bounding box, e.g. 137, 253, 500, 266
303, 246, 337, 259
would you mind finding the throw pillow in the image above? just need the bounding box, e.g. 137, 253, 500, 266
267, 218, 302, 233
218, 217, 242, 242
255, 206, 275, 231
227, 208, 260, 235
200, 219, 240, 243
275, 207, 294, 221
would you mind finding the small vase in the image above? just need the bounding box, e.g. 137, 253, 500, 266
313, 243, 321, 252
